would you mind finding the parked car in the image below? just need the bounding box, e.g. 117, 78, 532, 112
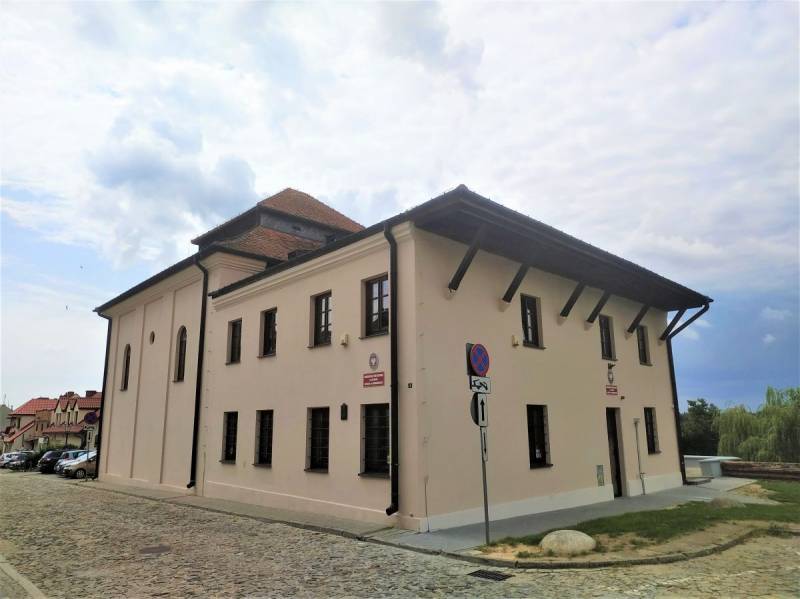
7, 452, 37, 471
53, 450, 87, 475
37, 449, 69, 474
0, 452, 23, 468
61, 451, 97, 479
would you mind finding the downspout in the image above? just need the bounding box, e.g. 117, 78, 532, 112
666, 302, 710, 485
384, 222, 399, 516
93, 314, 112, 479
187, 257, 209, 488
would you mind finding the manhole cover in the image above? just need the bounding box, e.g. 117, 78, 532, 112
468, 569, 512, 581
139, 544, 171, 555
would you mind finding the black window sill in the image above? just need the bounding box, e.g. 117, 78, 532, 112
360, 330, 389, 340
308, 342, 332, 349
602, 357, 618, 362
648, 450, 661, 455
219, 459, 236, 464
358, 471, 390, 479
639, 361, 652, 367
530, 463, 554, 469
522, 342, 546, 350
258, 353, 277, 359
252, 462, 272, 468
173, 379, 185, 383
225, 360, 241, 366
304, 467, 329, 474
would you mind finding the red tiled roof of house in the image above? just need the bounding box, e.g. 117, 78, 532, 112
3, 419, 35, 441
42, 423, 84, 435
10, 398, 57, 416
259, 188, 363, 233
216, 227, 323, 261
76, 396, 102, 410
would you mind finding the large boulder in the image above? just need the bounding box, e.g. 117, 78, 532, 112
540, 530, 597, 556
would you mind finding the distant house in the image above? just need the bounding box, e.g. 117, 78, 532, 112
2, 398, 57, 451
40, 391, 102, 449
2, 391, 102, 452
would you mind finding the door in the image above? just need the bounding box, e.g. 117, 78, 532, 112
606, 408, 623, 497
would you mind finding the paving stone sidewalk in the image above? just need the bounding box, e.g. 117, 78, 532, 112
1, 471, 798, 598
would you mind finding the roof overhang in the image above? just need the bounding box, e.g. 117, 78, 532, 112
409, 186, 711, 312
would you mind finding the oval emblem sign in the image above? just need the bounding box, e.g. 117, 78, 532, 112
469, 343, 490, 377
369, 353, 379, 371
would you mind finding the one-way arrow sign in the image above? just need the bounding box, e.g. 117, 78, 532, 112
470, 393, 488, 427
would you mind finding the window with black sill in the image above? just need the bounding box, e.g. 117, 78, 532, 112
222, 411, 238, 462
365, 276, 389, 337
175, 326, 187, 381
362, 403, 389, 475
227, 319, 242, 363
644, 407, 659, 453
255, 410, 273, 465
636, 325, 650, 365
308, 407, 329, 470
520, 294, 542, 347
313, 293, 332, 346
527, 404, 550, 467
599, 315, 615, 360
261, 309, 277, 356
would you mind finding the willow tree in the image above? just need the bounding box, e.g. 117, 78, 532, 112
718, 387, 800, 462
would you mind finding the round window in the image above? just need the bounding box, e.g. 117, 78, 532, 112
149, 331, 155, 344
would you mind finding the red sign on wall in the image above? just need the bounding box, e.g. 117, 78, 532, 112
605, 385, 618, 396
363, 372, 385, 387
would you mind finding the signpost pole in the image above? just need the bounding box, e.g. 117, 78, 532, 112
467, 343, 492, 545
479, 427, 490, 545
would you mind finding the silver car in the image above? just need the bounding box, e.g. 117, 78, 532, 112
61, 451, 97, 479
53, 450, 87, 474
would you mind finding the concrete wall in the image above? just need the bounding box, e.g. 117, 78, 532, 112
412, 229, 681, 530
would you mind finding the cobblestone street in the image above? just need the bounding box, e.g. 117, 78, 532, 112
1, 471, 798, 598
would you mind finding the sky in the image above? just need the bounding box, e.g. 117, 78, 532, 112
1, 1, 797, 411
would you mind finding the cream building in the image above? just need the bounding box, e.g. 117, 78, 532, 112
95, 186, 710, 531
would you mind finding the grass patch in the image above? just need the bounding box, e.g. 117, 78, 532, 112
486, 479, 800, 548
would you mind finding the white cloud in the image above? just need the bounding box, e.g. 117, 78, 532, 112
682, 328, 700, 341
0, 2, 797, 290
695, 319, 712, 328
762, 333, 777, 345
760, 307, 792, 321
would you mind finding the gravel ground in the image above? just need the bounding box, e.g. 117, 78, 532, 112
0, 470, 798, 598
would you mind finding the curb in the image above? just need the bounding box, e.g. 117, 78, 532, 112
67, 478, 798, 571
0, 554, 47, 599
449, 528, 800, 570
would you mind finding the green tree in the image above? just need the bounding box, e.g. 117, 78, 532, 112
680, 399, 720, 455
718, 387, 800, 462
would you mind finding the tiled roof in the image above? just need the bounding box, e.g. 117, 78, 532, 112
10, 398, 57, 416
216, 227, 322, 261
76, 396, 102, 410
260, 188, 363, 233
3, 419, 35, 441
42, 423, 84, 435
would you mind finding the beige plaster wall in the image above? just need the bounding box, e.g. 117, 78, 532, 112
197, 229, 417, 526
100, 253, 263, 490
412, 229, 681, 528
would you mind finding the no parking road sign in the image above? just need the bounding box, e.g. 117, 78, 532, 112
467, 343, 491, 377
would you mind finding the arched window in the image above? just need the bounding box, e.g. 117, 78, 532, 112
121, 344, 131, 391
175, 327, 187, 382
